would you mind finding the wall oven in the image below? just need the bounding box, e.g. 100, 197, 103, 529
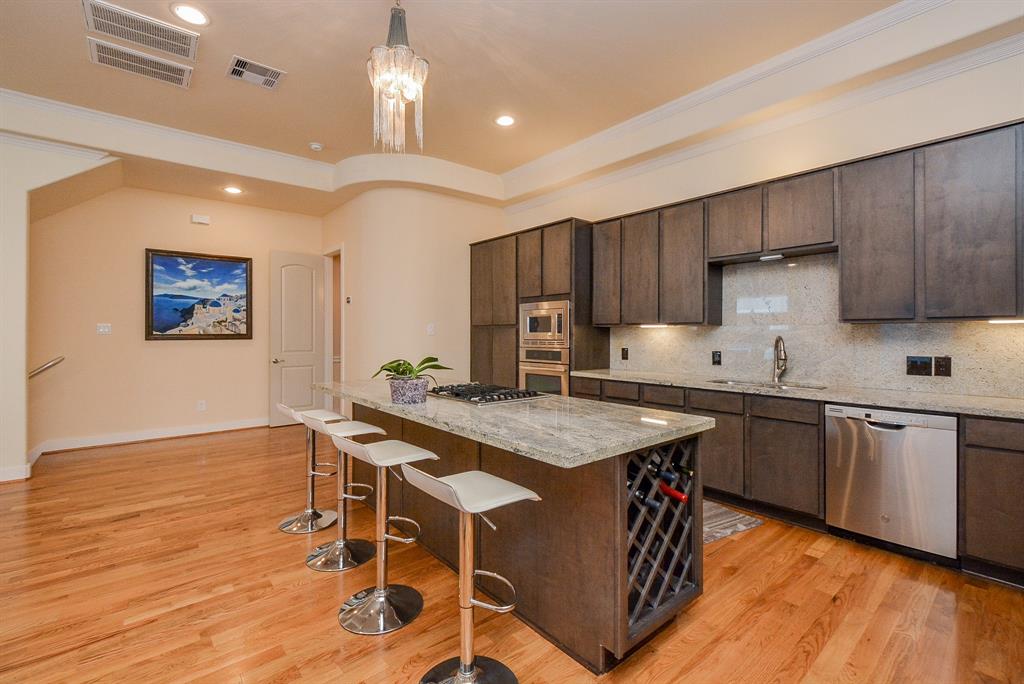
518, 300, 570, 396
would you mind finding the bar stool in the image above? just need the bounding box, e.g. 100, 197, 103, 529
305, 420, 384, 572
401, 464, 541, 684
332, 433, 439, 635
276, 403, 346, 534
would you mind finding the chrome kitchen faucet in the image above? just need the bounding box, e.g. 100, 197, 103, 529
772, 336, 788, 385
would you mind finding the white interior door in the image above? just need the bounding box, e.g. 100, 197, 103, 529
269, 251, 324, 427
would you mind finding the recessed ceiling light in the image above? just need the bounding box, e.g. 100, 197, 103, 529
309, 142, 324, 152
494, 115, 516, 127
223, 186, 243, 195
171, 4, 208, 26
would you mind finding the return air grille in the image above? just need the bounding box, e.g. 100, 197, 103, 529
227, 56, 286, 90
82, 0, 199, 60
88, 37, 192, 88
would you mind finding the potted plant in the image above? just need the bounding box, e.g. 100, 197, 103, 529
372, 356, 452, 405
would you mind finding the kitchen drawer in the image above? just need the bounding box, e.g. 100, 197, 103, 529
964, 417, 1024, 452
641, 384, 686, 409
603, 381, 640, 402
572, 377, 602, 398
687, 389, 744, 415
747, 395, 819, 425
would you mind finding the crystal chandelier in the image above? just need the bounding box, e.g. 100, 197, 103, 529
367, 1, 428, 153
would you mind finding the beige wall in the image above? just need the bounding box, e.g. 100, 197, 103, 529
28, 187, 321, 454
1, 138, 113, 480
323, 188, 503, 385
505, 54, 1024, 230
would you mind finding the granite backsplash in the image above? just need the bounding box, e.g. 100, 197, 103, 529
609, 253, 1024, 399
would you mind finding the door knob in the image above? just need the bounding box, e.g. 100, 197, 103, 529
272, 358, 281, 364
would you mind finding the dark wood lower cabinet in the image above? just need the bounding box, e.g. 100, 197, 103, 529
399, 421, 480, 570
687, 408, 744, 496
748, 416, 821, 516
963, 446, 1024, 571
350, 404, 404, 518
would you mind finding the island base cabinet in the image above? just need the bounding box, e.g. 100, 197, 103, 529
478, 435, 703, 674
400, 422, 481, 570
350, 404, 404, 518
748, 417, 821, 517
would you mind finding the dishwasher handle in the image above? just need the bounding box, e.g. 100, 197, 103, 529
864, 420, 907, 432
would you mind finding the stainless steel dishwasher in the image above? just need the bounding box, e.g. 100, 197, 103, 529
825, 404, 958, 558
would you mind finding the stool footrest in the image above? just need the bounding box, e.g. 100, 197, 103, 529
471, 570, 517, 613
385, 515, 421, 544
343, 482, 374, 501
311, 469, 337, 478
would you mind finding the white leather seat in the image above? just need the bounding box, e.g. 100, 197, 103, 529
401, 466, 541, 514
332, 436, 439, 468
299, 409, 347, 432
325, 420, 386, 439
275, 402, 300, 422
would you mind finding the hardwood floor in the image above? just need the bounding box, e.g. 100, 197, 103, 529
1, 427, 1021, 683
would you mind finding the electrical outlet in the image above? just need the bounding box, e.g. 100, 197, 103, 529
621, 347, 629, 361
906, 356, 932, 376
196, 400, 207, 412
712, 351, 722, 366
96, 323, 112, 335
426, 322, 436, 336
934, 356, 952, 377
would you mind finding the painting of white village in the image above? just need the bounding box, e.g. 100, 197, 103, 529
147, 251, 250, 338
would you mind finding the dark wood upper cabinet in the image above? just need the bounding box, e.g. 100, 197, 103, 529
542, 221, 573, 296
470, 241, 493, 326
517, 229, 542, 299
766, 169, 834, 251
839, 152, 916, 321
923, 128, 1018, 318
707, 187, 763, 259
621, 211, 659, 324
490, 236, 517, 325
592, 219, 622, 325
659, 202, 704, 324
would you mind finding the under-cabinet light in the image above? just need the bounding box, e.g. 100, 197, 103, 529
639, 324, 668, 328
759, 254, 784, 262
988, 319, 1024, 324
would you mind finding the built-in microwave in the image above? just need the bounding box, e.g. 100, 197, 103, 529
519, 300, 569, 347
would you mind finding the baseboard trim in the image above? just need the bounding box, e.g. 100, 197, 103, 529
25, 417, 270, 466
0, 464, 32, 482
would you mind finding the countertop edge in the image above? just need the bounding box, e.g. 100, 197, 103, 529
571, 370, 1024, 420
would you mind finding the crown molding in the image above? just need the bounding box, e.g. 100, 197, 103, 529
501, 0, 1022, 198
506, 32, 1024, 217
0, 131, 111, 161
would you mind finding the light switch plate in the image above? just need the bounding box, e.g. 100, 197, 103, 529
96, 323, 112, 335
621, 347, 629, 361
906, 355, 932, 376
426, 322, 436, 336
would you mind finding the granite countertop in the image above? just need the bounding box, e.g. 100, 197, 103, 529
571, 369, 1024, 420
316, 380, 715, 468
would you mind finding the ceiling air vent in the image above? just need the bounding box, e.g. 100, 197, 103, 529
226, 56, 286, 90
87, 37, 192, 88
82, 0, 199, 61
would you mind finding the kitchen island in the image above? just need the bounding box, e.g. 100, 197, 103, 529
317, 380, 715, 674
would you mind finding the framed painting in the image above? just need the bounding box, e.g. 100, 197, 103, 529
145, 249, 252, 340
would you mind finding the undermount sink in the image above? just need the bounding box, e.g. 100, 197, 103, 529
710, 379, 827, 391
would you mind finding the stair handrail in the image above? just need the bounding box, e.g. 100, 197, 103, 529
28, 356, 65, 378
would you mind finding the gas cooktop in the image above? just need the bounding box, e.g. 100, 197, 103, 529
429, 383, 546, 405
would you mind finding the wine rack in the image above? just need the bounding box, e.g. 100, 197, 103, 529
625, 438, 697, 633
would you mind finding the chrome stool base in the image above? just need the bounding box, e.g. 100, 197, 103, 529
277, 509, 337, 534
338, 585, 423, 635
420, 656, 518, 684
305, 538, 375, 572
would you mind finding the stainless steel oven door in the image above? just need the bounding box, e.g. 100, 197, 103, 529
518, 363, 569, 396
